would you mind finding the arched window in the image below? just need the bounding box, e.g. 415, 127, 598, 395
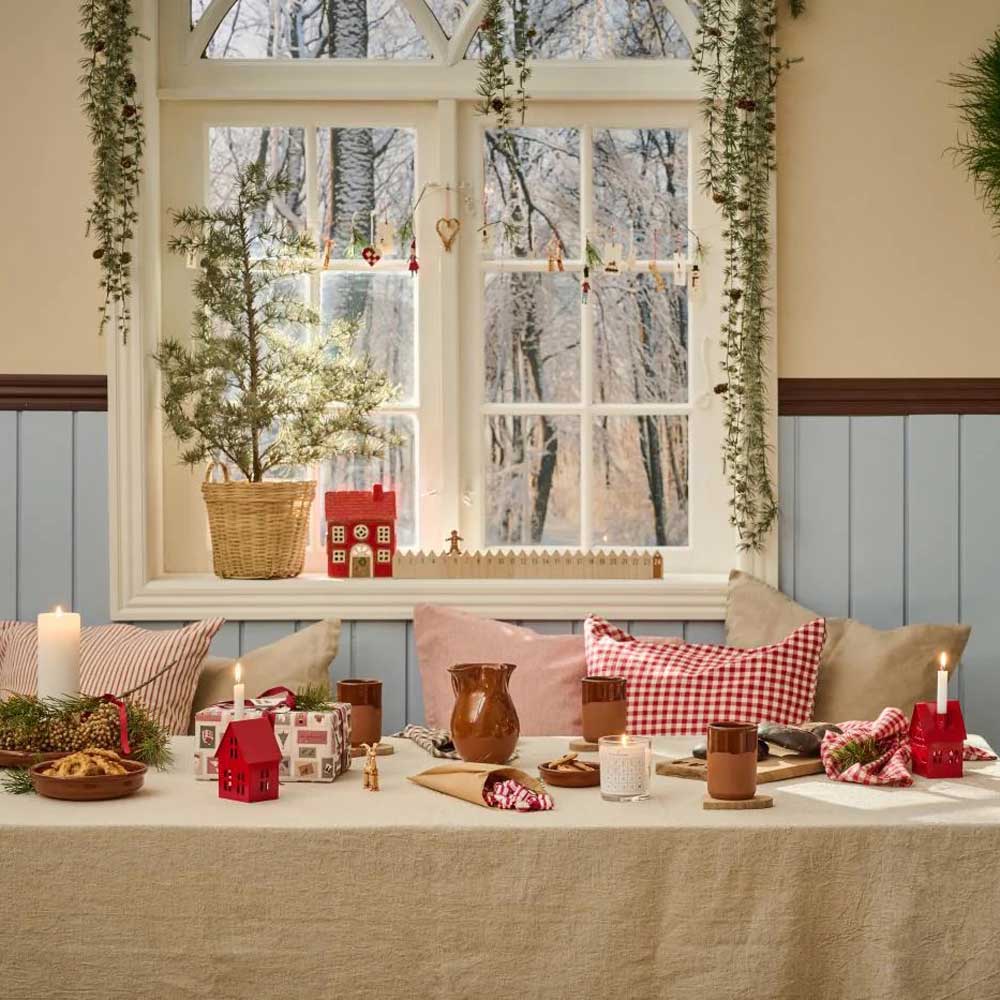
112, 1, 746, 622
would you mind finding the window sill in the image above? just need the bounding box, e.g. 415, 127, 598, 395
113, 572, 730, 622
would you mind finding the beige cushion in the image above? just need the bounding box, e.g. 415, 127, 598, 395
188, 620, 341, 733
725, 571, 971, 722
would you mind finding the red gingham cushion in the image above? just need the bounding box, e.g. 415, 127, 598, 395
584, 616, 826, 736
0, 619, 223, 735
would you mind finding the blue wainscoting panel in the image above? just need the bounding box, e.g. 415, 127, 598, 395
74, 412, 110, 626
793, 417, 850, 618
907, 415, 960, 627
849, 417, 905, 629
351, 621, 408, 733
18, 412, 74, 620
777, 415, 797, 597
0, 412, 17, 618
960, 415, 1000, 739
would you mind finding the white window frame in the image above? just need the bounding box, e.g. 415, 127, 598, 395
107, 0, 776, 623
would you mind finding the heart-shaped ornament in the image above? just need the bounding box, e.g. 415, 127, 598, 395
435, 217, 461, 252
362, 246, 381, 267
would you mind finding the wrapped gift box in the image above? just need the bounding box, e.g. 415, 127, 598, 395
194, 701, 352, 783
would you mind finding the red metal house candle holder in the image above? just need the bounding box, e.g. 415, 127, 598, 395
325, 484, 397, 579
215, 717, 281, 802
909, 701, 966, 779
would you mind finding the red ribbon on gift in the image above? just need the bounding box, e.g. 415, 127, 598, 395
215, 686, 297, 714
100, 694, 131, 756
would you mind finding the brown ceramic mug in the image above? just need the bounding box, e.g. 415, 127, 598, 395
337, 679, 382, 747
706, 721, 758, 801
581, 676, 627, 744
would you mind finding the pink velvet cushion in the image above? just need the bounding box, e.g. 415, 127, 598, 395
414, 605, 680, 737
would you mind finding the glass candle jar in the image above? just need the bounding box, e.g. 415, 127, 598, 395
337, 679, 383, 747
598, 734, 653, 802
581, 676, 627, 744
706, 721, 758, 801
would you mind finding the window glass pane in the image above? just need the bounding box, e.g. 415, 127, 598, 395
323, 414, 417, 546
426, 0, 468, 36
208, 126, 307, 237
592, 415, 688, 546
592, 272, 687, 403
191, 0, 211, 26
484, 128, 580, 259
317, 127, 415, 254
467, 0, 691, 60
321, 272, 414, 402
485, 273, 579, 404
594, 127, 689, 259
486, 415, 579, 546
204, 0, 432, 59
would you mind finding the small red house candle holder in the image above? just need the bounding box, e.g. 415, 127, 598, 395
325, 484, 397, 579
909, 701, 966, 779
215, 717, 281, 802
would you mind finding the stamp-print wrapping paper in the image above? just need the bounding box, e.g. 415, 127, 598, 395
193, 702, 352, 782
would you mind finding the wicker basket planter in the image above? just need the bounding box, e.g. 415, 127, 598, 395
201, 464, 316, 580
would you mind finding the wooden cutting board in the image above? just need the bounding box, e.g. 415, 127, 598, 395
656, 754, 824, 784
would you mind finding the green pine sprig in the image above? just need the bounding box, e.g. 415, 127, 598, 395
1, 769, 34, 795
80, 0, 147, 343
293, 683, 336, 713
949, 30, 1000, 234
475, 0, 534, 154
829, 737, 881, 771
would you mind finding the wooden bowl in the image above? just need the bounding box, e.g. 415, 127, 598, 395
29, 758, 147, 801
0, 749, 69, 769
539, 760, 601, 788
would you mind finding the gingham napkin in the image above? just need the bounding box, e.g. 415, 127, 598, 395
821, 707, 996, 787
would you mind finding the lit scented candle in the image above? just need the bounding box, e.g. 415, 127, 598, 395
598, 734, 653, 802
936, 652, 949, 715
36, 606, 81, 700
233, 662, 245, 721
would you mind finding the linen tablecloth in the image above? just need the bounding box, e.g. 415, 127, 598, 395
3, 735, 1000, 1000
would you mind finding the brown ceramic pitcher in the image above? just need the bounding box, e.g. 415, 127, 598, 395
448, 663, 520, 764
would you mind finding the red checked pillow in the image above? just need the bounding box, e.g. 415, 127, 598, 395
0, 619, 223, 734
584, 615, 825, 736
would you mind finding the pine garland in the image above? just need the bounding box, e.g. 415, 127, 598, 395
475, 0, 533, 149
949, 29, 1000, 233
80, 0, 146, 343
694, 1, 803, 551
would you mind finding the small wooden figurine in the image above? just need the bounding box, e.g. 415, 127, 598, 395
445, 529, 464, 555
362, 743, 380, 791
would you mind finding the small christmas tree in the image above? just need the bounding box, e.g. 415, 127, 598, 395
155, 162, 397, 483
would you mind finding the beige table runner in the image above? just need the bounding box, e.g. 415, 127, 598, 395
3, 736, 1000, 999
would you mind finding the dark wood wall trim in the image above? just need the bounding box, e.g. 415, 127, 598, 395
779, 379, 1000, 416
0, 375, 108, 411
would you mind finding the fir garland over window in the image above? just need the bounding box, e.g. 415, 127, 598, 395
949, 29, 1000, 233
475, 0, 533, 143
80, 0, 146, 344
694, 0, 803, 551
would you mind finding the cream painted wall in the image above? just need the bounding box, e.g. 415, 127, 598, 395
0, 2, 104, 374
778, 0, 1000, 376
0, 1, 998, 377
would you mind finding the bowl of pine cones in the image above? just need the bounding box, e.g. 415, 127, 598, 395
28, 748, 146, 801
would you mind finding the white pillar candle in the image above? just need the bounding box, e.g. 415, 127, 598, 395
233, 662, 245, 721
598, 734, 653, 802
936, 652, 949, 715
36, 606, 81, 700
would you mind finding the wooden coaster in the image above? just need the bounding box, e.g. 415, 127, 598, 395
350, 742, 396, 758
702, 793, 773, 810
569, 739, 599, 752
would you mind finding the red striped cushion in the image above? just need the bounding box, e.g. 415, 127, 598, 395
0, 619, 223, 734
584, 615, 825, 736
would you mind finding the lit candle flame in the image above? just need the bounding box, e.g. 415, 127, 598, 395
54, 605, 63, 616
234, 662, 242, 684
939, 652, 949, 671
